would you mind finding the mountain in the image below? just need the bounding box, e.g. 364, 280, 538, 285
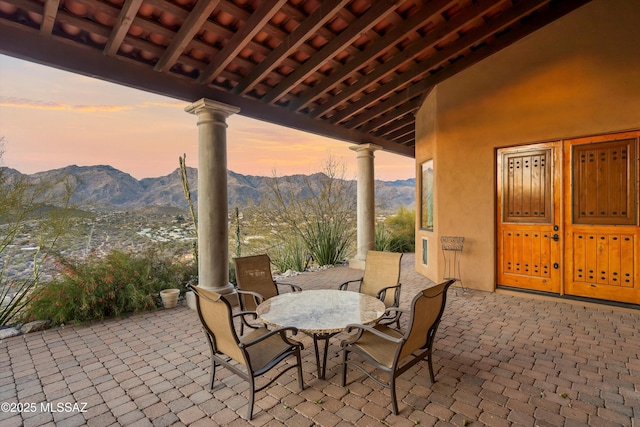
3, 165, 415, 212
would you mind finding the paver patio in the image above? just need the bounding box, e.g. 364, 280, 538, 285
1, 254, 638, 426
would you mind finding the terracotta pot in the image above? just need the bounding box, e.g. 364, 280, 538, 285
160, 289, 180, 309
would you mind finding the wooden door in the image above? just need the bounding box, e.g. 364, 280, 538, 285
497, 142, 562, 293
563, 132, 640, 304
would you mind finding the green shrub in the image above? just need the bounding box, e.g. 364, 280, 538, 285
24, 249, 196, 325
376, 207, 416, 253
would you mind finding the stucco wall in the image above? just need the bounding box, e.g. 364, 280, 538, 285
415, 0, 640, 291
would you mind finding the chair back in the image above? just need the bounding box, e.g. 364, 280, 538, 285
361, 251, 403, 307
234, 254, 278, 310
190, 286, 246, 366
399, 280, 454, 360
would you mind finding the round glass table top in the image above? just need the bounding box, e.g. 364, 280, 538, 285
256, 289, 386, 334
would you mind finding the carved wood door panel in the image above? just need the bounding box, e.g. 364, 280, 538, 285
497, 142, 562, 293
563, 132, 640, 304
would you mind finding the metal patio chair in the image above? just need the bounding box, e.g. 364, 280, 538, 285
339, 250, 403, 327
233, 254, 302, 333
340, 279, 455, 414
189, 285, 304, 420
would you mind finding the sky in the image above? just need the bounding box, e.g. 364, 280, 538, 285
0, 54, 415, 182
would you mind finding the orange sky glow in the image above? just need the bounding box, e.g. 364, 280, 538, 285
0, 55, 415, 181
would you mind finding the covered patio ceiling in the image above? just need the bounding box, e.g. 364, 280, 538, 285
0, 0, 590, 157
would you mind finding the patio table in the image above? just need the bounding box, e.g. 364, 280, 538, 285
256, 289, 385, 379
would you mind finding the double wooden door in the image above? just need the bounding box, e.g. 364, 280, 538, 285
497, 131, 640, 305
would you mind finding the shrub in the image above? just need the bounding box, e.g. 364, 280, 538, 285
376, 207, 416, 253
24, 249, 196, 325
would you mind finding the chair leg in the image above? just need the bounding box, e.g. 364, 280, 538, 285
247, 377, 256, 420
209, 359, 216, 389
341, 349, 349, 386
296, 348, 305, 390
390, 374, 399, 415
426, 352, 435, 383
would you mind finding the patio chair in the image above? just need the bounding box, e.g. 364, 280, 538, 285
340, 279, 455, 415
188, 285, 305, 420
339, 250, 403, 327
234, 254, 302, 333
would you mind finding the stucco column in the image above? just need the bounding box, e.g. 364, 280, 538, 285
185, 99, 240, 295
349, 144, 381, 270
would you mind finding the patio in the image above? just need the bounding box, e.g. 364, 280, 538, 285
1, 254, 638, 426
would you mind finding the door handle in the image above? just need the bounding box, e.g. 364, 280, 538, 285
546, 233, 560, 241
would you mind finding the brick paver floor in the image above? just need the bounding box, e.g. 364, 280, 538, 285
1, 254, 639, 426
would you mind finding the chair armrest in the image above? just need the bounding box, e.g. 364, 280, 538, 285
239, 326, 303, 349
232, 311, 258, 321
375, 284, 401, 302
236, 289, 265, 306
274, 281, 302, 292
339, 278, 363, 291
341, 323, 403, 346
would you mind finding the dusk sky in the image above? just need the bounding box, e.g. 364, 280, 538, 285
0, 54, 415, 181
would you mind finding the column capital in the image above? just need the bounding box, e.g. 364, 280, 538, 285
185, 98, 240, 117
349, 143, 382, 155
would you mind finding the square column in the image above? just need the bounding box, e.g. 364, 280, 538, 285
349, 144, 381, 270
185, 99, 240, 295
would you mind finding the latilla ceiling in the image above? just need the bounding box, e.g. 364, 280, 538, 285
0, 0, 590, 157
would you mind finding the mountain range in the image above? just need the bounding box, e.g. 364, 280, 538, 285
2, 165, 415, 212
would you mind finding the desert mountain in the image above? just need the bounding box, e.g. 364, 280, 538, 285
4, 165, 415, 212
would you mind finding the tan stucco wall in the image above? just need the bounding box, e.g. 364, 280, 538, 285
415, 0, 640, 291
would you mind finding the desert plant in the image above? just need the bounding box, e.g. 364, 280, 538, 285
24, 249, 195, 325
1, 138, 74, 327
375, 223, 395, 252
251, 157, 356, 267
270, 236, 310, 273
179, 153, 198, 265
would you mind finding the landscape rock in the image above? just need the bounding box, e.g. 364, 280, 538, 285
20, 320, 50, 334
0, 328, 21, 340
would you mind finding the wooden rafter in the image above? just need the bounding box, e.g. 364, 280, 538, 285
233, 0, 351, 96
197, 0, 288, 84
261, 0, 400, 105
360, 101, 420, 134
313, 0, 506, 120
342, 0, 587, 130
290, 0, 456, 113
40, 0, 59, 34
104, 0, 145, 57
333, 0, 551, 128
154, 0, 221, 72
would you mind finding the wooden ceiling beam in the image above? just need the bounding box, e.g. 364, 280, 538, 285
312, 0, 505, 120
334, 0, 550, 127
290, 0, 456, 113
154, 0, 221, 72
378, 122, 415, 141
104, 0, 144, 57
393, 132, 415, 146
233, 0, 351, 96
40, 0, 59, 34
197, 0, 287, 84
342, 0, 588, 129
260, 0, 400, 105
362, 102, 419, 134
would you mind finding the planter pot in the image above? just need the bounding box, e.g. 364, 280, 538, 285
160, 289, 180, 309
